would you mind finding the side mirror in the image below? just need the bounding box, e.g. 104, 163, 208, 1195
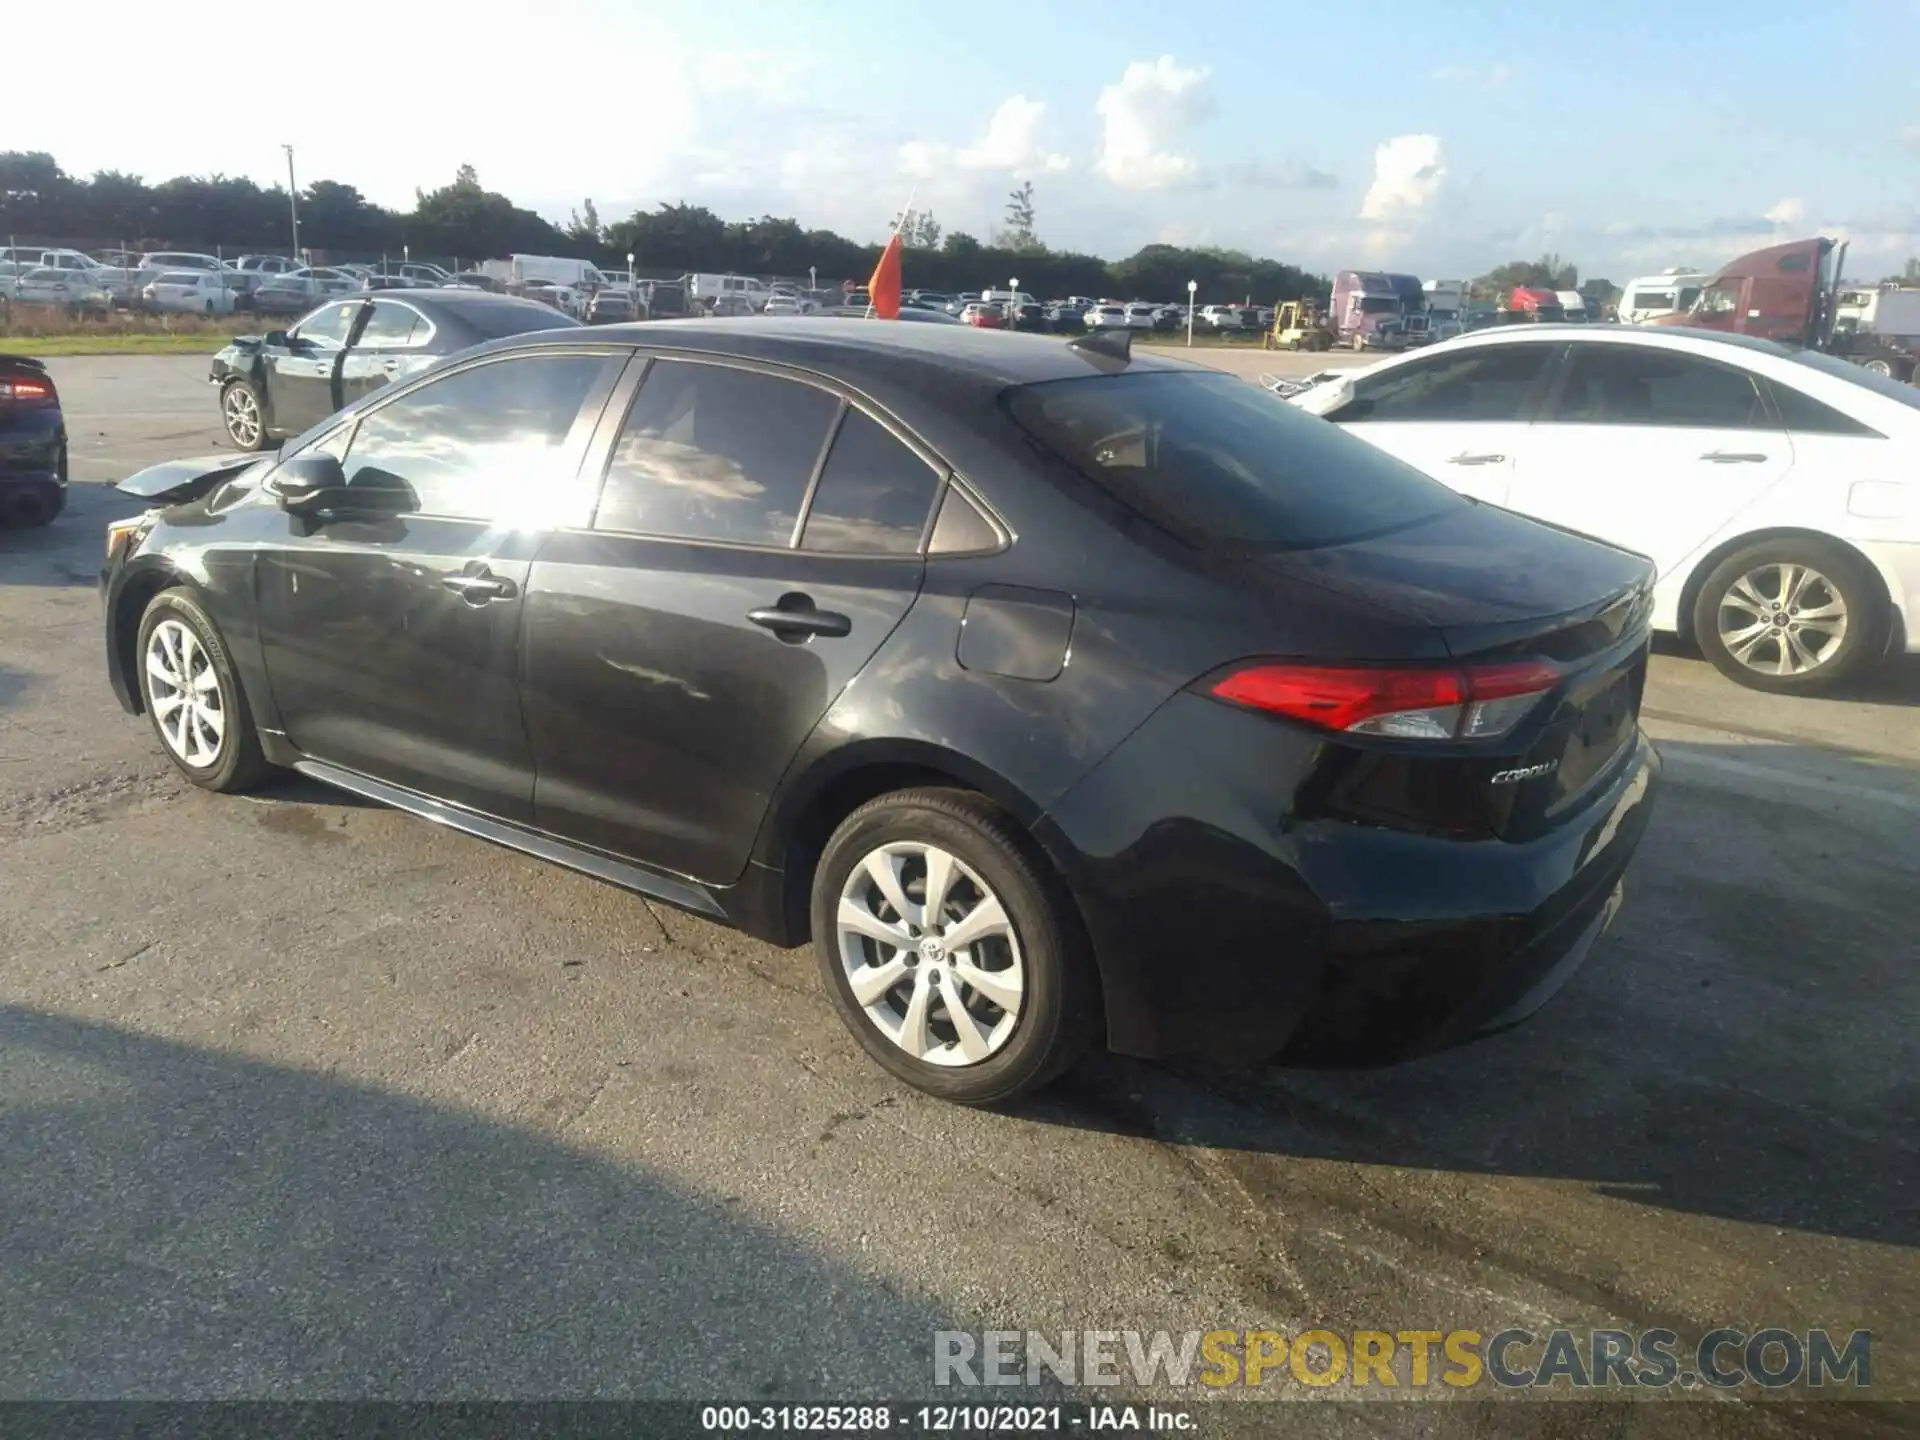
265, 453, 346, 512
265, 329, 292, 348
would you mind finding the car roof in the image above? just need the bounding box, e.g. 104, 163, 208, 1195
1437, 322, 1796, 358
490, 314, 1206, 385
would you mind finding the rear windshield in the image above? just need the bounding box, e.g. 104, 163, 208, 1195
1787, 347, 1920, 411
462, 299, 584, 338
1006, 370, 1463, 551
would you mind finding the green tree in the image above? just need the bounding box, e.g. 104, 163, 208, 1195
1000, 182, 1039, 253
566, 198, 603, 252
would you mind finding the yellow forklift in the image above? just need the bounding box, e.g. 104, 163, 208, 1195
1265, 298, 1333, 351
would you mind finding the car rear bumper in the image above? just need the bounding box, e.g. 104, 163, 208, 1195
1037, 691, 1660, 1065
0, 420, 64, 486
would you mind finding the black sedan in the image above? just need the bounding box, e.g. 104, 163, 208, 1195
0, 353, 66, 527
208, 289, 581, 451
103, 320, 1658, 1104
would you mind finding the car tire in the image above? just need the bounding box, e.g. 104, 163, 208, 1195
1691, 538, 1886, 694
136, 588, 270, 792
811, 787, 1098, 1105
220, 379, 271, 451
1861, 357, 1894, 378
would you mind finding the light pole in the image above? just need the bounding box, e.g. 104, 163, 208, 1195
1187, 279, 1197, 346
1009, 276, 1018, 325
626, 251, 634, 286
282, 144, 300, 260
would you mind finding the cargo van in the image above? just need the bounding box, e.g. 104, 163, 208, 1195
686, 273, 771, 311
1619, 269, 1708, 324
510, 254, 610, 290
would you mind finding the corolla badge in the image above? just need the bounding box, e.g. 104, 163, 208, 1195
1489, 760, 1559, 785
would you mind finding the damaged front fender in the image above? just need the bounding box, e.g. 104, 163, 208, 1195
114, 451, 270, 505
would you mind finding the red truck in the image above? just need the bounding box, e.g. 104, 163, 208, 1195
1503, 286, 1565, 322
1650, 236, 1849, 348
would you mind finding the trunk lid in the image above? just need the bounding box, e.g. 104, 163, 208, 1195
1239, 503, 1655, 840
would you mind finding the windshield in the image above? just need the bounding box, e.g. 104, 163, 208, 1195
1787, 349, 1920, 412
1357, 296, 1400, 315
1005, 370, 1462, 551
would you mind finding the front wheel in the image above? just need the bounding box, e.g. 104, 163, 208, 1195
1692, 539, 1886, 693
137, 588, 270, 791
1861, 357, 1894, 378
220, 379, 270, 450
812, 789, 1097, 1105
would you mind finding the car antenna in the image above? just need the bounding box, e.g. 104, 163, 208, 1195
1068, 327, 1132, 371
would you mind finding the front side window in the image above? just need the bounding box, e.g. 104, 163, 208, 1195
338, 354, 610, 523
1696, 284, 1742, 315
293, 302, 362, 347
1546, 345, 1768, 428
1343, 342, 1559, 423
1006, 370, 1463, 551
592, 360, 840, 545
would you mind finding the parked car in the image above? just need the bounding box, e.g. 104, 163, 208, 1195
1285, 324, 1920, 692
586, 290, 636, 325
143, 271, 238, 315
251, 267, 362, 314
636, 280, 690, 319
1044, 304, 1084, 333
960, 302, 1006, 329
103, 318, 1659, 1103
232, 255, 303, 294
4, 266, 112, 312
0, 353, 66, 527
444, 271, 506, 293
519, 281, 583, 316
763, 293, 819, 316
207, 290, 580, 450
817, 305, 963, 325
1200, 305, 1244, 331
1010, 302, 1049, 333
136, 253, 240, 291
1084, 305, 1128, 330
1122, 304, 1158, 331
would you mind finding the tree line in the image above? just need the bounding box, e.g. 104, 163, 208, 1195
0, 151, 1328, 302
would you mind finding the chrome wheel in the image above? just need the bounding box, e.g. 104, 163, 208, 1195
1862, 359, 1894, 378
222, 384, 261, 447
836, 841, 1025, 1067
1716, 562, 1848, 677
144, 618, 227, 766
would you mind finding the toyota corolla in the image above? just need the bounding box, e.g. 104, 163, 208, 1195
101, 320, 1658, 1104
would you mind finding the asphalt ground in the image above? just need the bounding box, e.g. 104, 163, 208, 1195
0, 351, 1914, 1436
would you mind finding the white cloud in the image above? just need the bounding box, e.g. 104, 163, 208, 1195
957, 97, 1069, 174
1764, 197, 1806, 227
1359, 135, 1447, 221
1094, 56, 1214, 190
898, 96, 1069, 185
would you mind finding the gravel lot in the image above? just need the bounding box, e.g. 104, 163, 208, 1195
0, 353, 1914, 1432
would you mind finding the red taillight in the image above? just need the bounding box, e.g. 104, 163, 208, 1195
0, 377, 53, 403
1209, 660, 1561, 741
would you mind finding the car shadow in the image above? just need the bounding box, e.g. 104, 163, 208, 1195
1017, 736, 1919, 1252
0, 479, 145, 588
0, 1005, 960, 1398
1652, 633, 1920, 708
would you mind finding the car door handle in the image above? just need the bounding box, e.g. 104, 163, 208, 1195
1448, 452, 1507, 466
1699, 451, 1770, 463
748, 598, 852, 640
440, 569, 518, 603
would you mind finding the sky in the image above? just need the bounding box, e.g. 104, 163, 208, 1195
13, 0, 1920, 282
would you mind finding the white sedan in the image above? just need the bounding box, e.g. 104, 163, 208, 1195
142, 270, 238, 315
3, 266, 112, 309
1287, 325, 1920, 693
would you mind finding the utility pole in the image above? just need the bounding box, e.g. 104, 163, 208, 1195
282, 145, 301, 260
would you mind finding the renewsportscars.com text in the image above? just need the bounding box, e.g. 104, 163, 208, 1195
934, 1327, 1872, 1391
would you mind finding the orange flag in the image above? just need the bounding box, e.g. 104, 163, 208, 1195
867, 230, 903, 319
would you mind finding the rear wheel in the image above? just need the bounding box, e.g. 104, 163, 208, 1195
1692, 538, 1885, 693
811, 788, 1096, 1105
136, 588, 270, 791
1860, 357, 1894, 378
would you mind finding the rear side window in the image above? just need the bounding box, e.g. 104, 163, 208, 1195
800, 409, 943, 555
1764, 380, 1881, 436
594, 360, 840, 545
1006, 370, 1463, 551
357, 301, 420, 347
1547, 345, 1768, 428
1342, 342, 1559, 423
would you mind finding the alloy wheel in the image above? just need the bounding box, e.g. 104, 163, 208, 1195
144, 618, 227, 766
223, 385, 261, 447
836, 841, 1025, 1067
1715, 562, 1848, 677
